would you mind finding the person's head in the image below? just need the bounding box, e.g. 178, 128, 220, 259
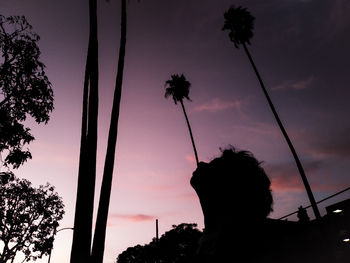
191, 146, 273, 221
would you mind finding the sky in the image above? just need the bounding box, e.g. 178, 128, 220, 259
1, 0, 350, 262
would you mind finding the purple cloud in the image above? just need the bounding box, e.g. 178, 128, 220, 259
301, 127, 350, 159
110, 213, 156, 222
194, 98, 241, 113
273, 76, 314, 91
263, 159, 343, 193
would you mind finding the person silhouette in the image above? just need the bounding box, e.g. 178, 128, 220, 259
190, 147, 273, 262
297, 206, 310, 223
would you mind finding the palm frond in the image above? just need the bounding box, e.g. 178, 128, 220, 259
164, 74, 191, 104
222, 5, 255, 48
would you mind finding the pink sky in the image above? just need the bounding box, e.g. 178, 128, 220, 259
2, 0, 350, 262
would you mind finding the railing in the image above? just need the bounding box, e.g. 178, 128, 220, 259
278, 187, 350, 220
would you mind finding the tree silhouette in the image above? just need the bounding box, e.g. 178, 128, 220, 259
117, 223, 202, 263
165, 74, 199, 166
222, 5, 321, 219
0, 175, 64, 263
0, 15, 53, 170
70, 0, 99, 262
91, 0, 127, 262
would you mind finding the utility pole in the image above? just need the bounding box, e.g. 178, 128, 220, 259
48, 227, 74, 263
156, 219, 159, 243
155, 219, 159, 263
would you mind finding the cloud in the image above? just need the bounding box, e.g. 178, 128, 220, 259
300, 127, 350, 159
110, 213, 156, 222
265, 161, 316, 192
263, 159, 342, 193
273, 76, 314, 91
270, 173, 304, 192
307, 138, 350, 159
291, 76, 314, 90
262, 125, 350, 196
194, 98, 241, 113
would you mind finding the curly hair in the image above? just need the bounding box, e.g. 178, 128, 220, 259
217, 147, 273, 218
191, 146, 273, 221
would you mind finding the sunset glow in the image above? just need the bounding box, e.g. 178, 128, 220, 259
2, 0, 350, 262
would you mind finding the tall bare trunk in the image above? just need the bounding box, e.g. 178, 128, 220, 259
180, 99, 199, 166
71, 0, 99, 262
91, 0, 127, 262
242, 42, 320, 219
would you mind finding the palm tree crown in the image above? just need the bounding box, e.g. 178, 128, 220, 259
165, 74, 191, 104
222, 5, 255, 48
164, 73, 199, 166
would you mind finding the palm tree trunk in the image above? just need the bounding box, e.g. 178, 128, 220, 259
180, 99, 199, 166
71, 0, 99, 262
242, 42, 321, 219
70, 42, 91, 263
91, 0, 126, 262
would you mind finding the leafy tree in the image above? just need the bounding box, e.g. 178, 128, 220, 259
0, 171, 14, 185
0, 175, 64, 263
0, 15, 53, 170
165, 74, 199, 166
222, 6, 321, 219
116, 223, 202, 263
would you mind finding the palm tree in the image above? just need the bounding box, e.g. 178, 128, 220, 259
165, 74, 199, 166
222, 5, 321, 219
71, 0, 99, 262
91, 0, 127, 262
